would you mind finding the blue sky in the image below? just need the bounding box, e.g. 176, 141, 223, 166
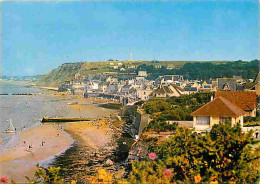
1, 0, 259, 76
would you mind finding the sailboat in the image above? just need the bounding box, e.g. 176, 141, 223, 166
4, 119, 16, 133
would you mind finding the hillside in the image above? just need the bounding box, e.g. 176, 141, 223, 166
36, 60, 191, 87
36, 60, 257, 87
36, 62, 83, 87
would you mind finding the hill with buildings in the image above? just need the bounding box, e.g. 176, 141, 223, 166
36, 60, 258, 87
36, 60, 189, 87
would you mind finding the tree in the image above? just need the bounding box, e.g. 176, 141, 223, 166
129, 124, 260, 183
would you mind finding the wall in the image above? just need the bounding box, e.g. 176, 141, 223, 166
122, 105, 150, 137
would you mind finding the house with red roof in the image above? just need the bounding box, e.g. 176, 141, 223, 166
191, 91, 257, 131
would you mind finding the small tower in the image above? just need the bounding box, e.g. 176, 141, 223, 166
129, 52, 133, 61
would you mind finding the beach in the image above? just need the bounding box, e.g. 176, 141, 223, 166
0, 124, 73, 182
0, 83, 121, 183
65, 120, 112, 151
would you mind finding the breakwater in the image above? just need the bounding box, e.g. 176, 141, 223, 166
12, 93, 33, 95
41, 117, 95, 123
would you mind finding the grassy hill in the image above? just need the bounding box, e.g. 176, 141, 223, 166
36, 60, 239, 87
36, 60, 191, 87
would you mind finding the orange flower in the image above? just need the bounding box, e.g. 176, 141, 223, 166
210, 176, 217, 181
194, 174, 201, 183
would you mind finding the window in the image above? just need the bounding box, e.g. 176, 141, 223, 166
196, 116, 210, 124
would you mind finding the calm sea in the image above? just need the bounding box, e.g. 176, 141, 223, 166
0, 81, 77, 149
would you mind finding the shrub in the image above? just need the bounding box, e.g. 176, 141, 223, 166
130, 124, 260, 183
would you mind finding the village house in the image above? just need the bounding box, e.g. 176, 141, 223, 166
106, 76, 118, 83
216, 78, 244, 91
215, 91, 257, 117
183, 83, 199, 94
191, 91, 257, 132
164, 75, 184, 82
136, 85, 153, 101
149, 84, 183, 98
246, 71, 260, 95
98, 82, 109, 93
138, 70, 148, 77
105, 83, 118, 94
199, 81, 213, 92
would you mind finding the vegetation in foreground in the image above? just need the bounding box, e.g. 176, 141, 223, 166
5, 123, 258, 184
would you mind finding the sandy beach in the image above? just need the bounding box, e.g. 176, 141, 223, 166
0, 124, 73, 183
0, 93, 121, 183
65, 120, 113, 151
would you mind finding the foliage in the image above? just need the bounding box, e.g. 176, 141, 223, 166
143, 92, 212, 121
244, 116, 260, 123
175, 60, 258, 80
244, 121, 260, 127
138, 60, 258, 80
129, 160, 173, 184
26, 165, 64, 184
88, 169, 113, 184
143, 99, 171, 114
99, 103, 122, 110
143, 119, 178, 133
157, 108, 193, 121
134, 100, 145, 106
129, 124, 260, 183
166, 92, 213, 107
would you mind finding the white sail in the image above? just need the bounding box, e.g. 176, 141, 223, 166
9, 119, 15, 131
4, 119, 15, 133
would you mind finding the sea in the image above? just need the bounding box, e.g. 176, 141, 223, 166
0, 81, 77, 150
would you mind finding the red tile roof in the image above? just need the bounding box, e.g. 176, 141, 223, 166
215, 91, 256, 111
191, 96, 245, 117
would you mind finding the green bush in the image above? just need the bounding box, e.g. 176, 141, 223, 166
143, 120, 178, 133
130, 124, 260, 183
143, 100, 171, 114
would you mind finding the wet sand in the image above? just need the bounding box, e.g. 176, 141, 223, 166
65, 120, 113, 151
0, 124, 73, 183
0, 91, 121, 183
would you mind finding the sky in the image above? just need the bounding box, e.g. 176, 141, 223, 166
1, 0, 259, 76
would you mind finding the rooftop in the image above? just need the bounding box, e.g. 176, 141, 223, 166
215, 91, 256, 111
191, 96, 245, 117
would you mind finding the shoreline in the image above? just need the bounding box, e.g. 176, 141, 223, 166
0, 124, 73, 182
50, 119, 122, 182
0, 82, 122, 182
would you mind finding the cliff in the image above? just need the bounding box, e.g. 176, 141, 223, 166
36, 62, 83, 87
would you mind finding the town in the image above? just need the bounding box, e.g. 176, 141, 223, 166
1, 0, 259, 183
52, 60, 259, 133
